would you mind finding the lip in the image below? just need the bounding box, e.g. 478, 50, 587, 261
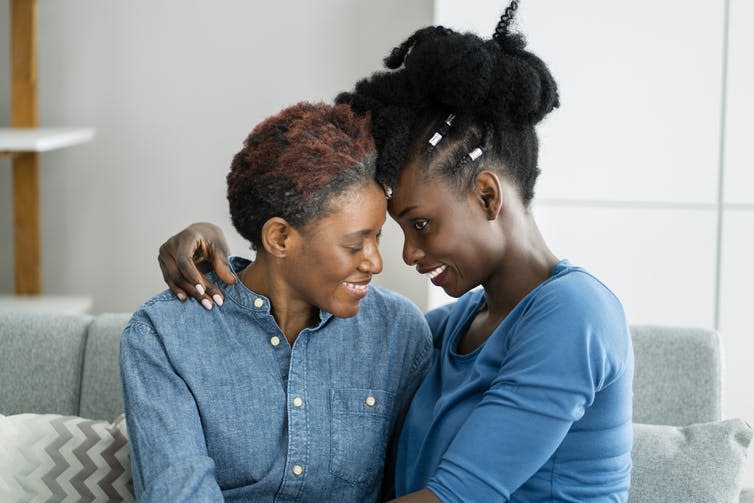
417, 264, 449, 286
342, 279, 370, 300
429, 268, 448, 286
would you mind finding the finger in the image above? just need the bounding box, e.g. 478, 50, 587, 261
202, 281, 225, 307
158, 255, 187, 301
175, 255, 212, 298
173, 277, 215, 310
212, 251, 236, 286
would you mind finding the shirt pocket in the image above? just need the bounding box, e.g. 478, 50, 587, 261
329, 387, 394, 486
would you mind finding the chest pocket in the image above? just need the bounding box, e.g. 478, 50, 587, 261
330, 388, 394, 486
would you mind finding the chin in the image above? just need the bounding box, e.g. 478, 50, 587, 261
327, 300, 362, 319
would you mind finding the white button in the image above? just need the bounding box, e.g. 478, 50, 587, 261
292, 396, 303, 408
253, 298, 264, 308
270, 336, 280, 347
292, 465, 304, 476
365, 396, 376, 407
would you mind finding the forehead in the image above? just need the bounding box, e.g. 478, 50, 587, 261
389, 160, 455, 214
307, 182, 387, 232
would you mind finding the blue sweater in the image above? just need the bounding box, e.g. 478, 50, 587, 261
395, 260, 633, 502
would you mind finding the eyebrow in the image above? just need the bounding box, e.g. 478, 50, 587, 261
397, 205, 418, 219
344, 228, 380, 238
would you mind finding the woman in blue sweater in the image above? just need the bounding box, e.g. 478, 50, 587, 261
156, 5, 633, 502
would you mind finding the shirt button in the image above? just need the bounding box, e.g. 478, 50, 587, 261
270, 336, 280, 347
292, 465, 304, 476
365, 395, 376, 407
253, 297, 264, 308
292, 396, 303, 408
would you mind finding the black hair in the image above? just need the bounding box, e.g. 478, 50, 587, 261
336, 2, 558, 204
227, 102, 376, 251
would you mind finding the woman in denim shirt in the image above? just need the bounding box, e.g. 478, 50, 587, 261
120, 102, 432, 502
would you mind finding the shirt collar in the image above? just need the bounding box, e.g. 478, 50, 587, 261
219, 256, 333, 326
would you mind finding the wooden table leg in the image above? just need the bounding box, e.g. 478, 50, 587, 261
11, 0, 41, 294
12, 152, 40, 294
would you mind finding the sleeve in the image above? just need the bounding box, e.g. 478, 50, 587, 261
426, 288, 626, 502
120, 318, 224, 502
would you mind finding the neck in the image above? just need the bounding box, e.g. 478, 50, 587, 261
482, 210, 559, 319
240, 253, 319, 344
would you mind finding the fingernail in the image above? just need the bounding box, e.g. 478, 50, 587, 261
213, 294, 223, 307
177, 292, 186, 301
201, 298, 212, 310
195, 284, 205, 296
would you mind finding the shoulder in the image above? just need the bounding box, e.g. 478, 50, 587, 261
513, 264, 632, 379
532, 264, 627, 331
123, 289, 206, 343
359, 285, 432, 354
361, 285, 427, 323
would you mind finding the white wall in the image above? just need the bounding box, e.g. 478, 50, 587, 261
436, 0, 754, 488
0, 0, 433, 312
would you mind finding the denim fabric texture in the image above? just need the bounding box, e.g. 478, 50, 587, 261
120, 257, 432, 503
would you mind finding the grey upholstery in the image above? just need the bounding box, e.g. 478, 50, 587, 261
631, 324, 722, 426
79, 313, 131, 420
0, 312, 91, 416
0, 311, 128, 420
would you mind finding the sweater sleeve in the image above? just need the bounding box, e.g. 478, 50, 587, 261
120, 317, 225, 502
426, 284, 629, 502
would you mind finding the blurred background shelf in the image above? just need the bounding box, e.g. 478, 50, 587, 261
0, 127, 95, 154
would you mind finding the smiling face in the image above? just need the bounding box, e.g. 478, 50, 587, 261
283, 180, 387, 318
389, 159, 500, 298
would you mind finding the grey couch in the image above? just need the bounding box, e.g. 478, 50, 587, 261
1, 312, 751, 502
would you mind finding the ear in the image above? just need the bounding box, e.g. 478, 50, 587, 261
260, 217, 296, 258
474, 171, 503, 220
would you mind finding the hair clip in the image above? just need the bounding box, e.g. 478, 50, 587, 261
468, 147, 483, 161
428, 113, 457, 148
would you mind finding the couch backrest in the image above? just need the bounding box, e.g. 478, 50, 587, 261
631, 324, 722, 425
0, 311, 130, 420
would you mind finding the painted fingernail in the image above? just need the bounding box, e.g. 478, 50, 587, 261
177, 292, 186, 301
195, 284, 205, 296
213, 294, 223, 307
201, 298, 212, 310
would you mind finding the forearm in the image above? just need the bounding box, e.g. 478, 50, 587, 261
390, 488, 442, 503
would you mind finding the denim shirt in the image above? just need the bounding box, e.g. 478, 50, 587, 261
120, 257, 432, 503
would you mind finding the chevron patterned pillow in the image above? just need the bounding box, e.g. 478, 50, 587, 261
0, 413, 134, 502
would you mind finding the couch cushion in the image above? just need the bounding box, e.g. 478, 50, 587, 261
79, 313, 131, 420
0, 412, 133, 501
631, 325, 722, 425
629, 419, 752, 503
0, 312, 90, 416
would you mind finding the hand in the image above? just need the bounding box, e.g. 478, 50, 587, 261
158, 222, 235, 309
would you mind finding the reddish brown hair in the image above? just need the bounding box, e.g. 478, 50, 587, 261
227, 102, 376, 250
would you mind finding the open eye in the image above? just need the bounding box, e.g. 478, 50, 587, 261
413, 219, 428, 231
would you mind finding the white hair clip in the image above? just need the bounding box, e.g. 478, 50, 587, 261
383, 185, 393, 200
468, 147, 483, 161
428, 113, 457, 148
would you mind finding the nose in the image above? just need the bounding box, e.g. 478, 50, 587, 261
402, 236, 425, 266
358, 238, 384, 275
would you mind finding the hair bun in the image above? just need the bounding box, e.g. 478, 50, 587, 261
404, 31, 494, 110
483, 48, 560, 127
